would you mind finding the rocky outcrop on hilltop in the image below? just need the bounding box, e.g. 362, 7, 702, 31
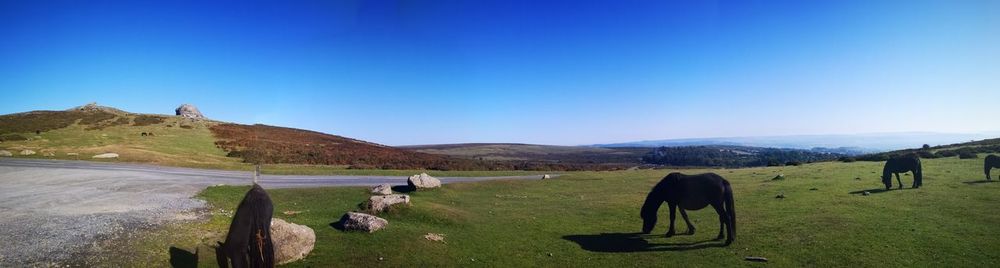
68, 102, 126, 114
175, 104, 205, 119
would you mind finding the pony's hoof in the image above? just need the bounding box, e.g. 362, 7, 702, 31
686, 230, 695, 235
664, 232, 675, 238
724, 239, 734, 245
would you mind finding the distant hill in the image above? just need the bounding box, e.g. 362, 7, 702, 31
403, 143, 647, 168
854, 138, 1000, 161
593, 132, 999, 153
640, 145, 844, 168
403, 143, 848, 169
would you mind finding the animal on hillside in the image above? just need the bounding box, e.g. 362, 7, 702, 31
641, 172, 735, 245
882, 155, 922, 190
216, 184, 275, 268
141, 132, 147, 136
148, 132, 155, 136
986, 155, 1000, 180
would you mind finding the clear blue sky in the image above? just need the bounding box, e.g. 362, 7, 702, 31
1, 0, 997, 146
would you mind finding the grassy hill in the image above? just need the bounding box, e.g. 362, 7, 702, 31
122, 154, 1000, 267
0, 104, 237, 168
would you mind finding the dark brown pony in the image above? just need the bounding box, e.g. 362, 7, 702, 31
882, 155, 922, 190
216, 184, 275, 268
986, 155, 1000, 180
641, 172, 735, 245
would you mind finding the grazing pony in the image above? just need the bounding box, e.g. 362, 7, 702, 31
641, 172, 735, 245
882, 155, 922, 190
216, 184, 275, 268
986, 155, 1000, 180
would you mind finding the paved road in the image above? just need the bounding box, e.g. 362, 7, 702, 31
0, 158, 547, 266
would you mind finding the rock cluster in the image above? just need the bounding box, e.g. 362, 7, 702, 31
174, 104, 205, 119
0, 150, 11, 157
337, 173, 446, 234
20, 150, 36, 156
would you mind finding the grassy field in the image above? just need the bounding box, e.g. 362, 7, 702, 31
125, 155, 1000, 267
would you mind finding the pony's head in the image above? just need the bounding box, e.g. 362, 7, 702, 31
881, 173, 892, 190
640, 195, 661, 234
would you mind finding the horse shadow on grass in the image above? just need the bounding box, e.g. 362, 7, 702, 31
562, 232, 727, 253
848, 187, 918, 195
168, 246, 198, 268
391, 185, 416, 193
963, 179, 998, 185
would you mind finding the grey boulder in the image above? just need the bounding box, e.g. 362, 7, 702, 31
175, 104, 205, 119
407, 173, 441, 189
366, 194, 410, 213
370, 183, 393, 195
338, 212, 388, 233
270, 218, 315, 265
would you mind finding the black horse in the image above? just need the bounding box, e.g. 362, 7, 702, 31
216, 184, 275, 268
986, 155, 1000, 180
640, 172, 735, 245
882, 155, 922, 190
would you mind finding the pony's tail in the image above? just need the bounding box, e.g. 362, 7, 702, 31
986, 159, 992, 180
724, 181, 736, 239
915, 158, 923, 187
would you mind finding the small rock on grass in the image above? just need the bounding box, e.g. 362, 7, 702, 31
370, 183, 393, 195
775, 194, 786, 199
424, 233, 446, 243
862, 191, 871, 196
745, 256, 768, 262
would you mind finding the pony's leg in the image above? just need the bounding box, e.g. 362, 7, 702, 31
895, 173, 903, 189
665, 203, 677, 237
711, 203, 728, 241
679, 209, 695, 235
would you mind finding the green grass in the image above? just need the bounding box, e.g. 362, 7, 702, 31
131, 155, 1000, 267
0, 116, 238, 166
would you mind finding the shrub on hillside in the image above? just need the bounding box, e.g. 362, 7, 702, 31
958, 151, 978, 159
935, 150, 958, 158
856, 154, 889, 162
0, 110, 124, 135
838, 156, 856, 162
785, 161, 802, 166
0, 134, 28, 141
916, 151, 938, 159
133, 115, 165, 126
